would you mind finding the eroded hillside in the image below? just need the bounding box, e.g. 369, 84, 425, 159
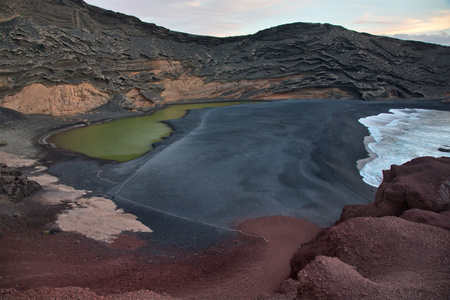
1, 0, 449, 115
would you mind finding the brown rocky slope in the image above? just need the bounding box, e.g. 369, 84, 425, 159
1, 0, 450, 115
282, 157, 450, 300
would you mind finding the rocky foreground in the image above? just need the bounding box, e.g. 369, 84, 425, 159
277, 157, 450, 299
0, 151, 321, 300
1, 153, 449, 299
1, 0, 450, 116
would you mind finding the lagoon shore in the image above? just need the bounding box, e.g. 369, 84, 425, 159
0, 151, 320, 299
0, 102, 321, 299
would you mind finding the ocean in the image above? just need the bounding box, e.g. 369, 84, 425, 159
358, 108, 450, 187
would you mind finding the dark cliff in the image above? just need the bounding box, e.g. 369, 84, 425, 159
1, 0, 449, 114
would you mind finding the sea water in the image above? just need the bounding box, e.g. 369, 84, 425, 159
358, 108, 450, 187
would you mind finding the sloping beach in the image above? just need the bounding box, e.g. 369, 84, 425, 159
0, 99, 449, 299
45, 99, 448, 247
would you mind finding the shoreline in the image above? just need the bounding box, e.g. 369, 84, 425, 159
38, 100, 261, 163
356, 135, 377, 171
1, 98, 449, 298
0, 150, 320, 299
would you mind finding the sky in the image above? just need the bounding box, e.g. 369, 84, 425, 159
85, 0, 450, 46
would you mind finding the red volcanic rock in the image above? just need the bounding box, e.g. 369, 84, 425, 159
340, 157, 450, 222
284, 157, 450, 299
375, 156, 450, 216
339, 202, 378, 222
289, 228, 331, 278
400, 209, 450, 230
291, 216, 450, 299
296, 256, 379, 299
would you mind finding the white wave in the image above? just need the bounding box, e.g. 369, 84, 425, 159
358, 108, 450, 187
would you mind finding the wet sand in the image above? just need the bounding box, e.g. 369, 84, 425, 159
0, 183, 319, 299
45, 99, 448, 249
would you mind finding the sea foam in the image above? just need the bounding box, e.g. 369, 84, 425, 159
358, 108, 450, 187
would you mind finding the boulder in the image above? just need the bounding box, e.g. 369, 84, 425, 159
339, 202, 378, 222
289, 228, 331, 278
0, 163, 41, 202
374, 157, 450, 216
400, 209, 450, 230
339, 156, 450, 222
291, 217, 450, 299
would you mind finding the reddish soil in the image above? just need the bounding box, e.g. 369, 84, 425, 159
0, 197, 320, 299
285, 157, 450, 300
291, 216, 450, 299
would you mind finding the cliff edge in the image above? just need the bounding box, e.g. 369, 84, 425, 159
1, 0, 450, 115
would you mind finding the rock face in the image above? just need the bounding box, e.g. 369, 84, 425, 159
293, 218, 450, 299
1, 83, 110, 115
1, 0, 450, 115
375, 156, 450, 215
340, 156, 450, 221
401, 209, 450, 230
0, 163, 41, 202
286, 157, 450, 299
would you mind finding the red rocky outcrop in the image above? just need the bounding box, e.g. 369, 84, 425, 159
400, 208, 450, 230
286, 157, 450, 299
292, 217, 450, 299
340, 156, 450, 224
375, 156, 450, 215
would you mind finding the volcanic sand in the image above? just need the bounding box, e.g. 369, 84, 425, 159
1, 98, 449, 298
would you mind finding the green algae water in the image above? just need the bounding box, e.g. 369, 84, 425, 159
48, 102, 244, 162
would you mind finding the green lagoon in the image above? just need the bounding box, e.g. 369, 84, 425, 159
48, 102, 244, 162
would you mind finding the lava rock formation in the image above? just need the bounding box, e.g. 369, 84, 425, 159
286, 157, 450, 299
1, 0, 449, 115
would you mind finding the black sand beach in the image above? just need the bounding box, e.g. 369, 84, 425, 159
43, 99, 449, 250
1, 98, 449, 299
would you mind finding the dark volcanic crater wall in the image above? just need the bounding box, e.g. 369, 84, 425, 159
0, 0, 449, 113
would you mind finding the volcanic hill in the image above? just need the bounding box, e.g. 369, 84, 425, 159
1, 0, 450, 115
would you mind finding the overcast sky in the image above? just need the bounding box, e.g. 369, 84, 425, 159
85, 0, 450, 45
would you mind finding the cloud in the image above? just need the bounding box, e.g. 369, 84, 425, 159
152, 0, 305, 36
381, 11, 450, 35
353, 10, 450, 36
86, 0, 450, 40
353, 13, 393, 25
390, 32, 450, 46
87, 0, 308, 37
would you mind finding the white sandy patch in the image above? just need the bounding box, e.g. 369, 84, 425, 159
0, 151, 37, 168
32, 183, 88, 205
57, 197, 152, 243
1, 151, 152, 242
28, 173, 59, 186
